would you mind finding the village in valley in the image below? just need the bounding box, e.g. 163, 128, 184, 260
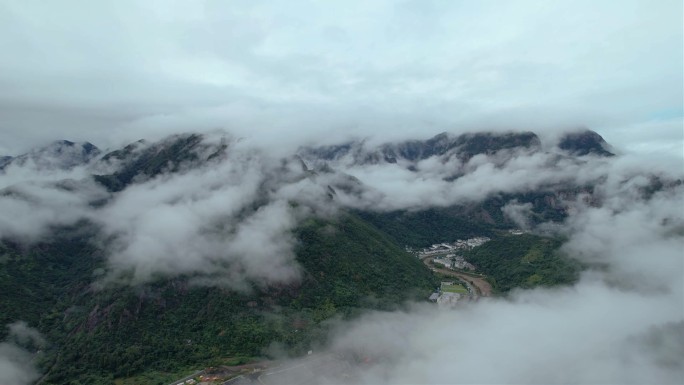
407, 236, 493, 307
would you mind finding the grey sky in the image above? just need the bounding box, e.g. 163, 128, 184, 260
0, 0, 682, 158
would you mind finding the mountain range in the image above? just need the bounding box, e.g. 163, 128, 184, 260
0, 128, 677, 384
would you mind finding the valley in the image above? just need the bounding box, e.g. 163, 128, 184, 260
414, 236, 495, 300
0, 129, 678, 384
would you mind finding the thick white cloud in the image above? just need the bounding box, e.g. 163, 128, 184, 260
0, 177, 108, 242
93, 139, 309, 288
0, 0, 681, 158
328, 146, 656, 211
1, 127, 680, 294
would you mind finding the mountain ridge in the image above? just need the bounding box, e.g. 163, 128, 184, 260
297, 129, 612, 170
0, 140, 100, 171
0, 128, 678, 385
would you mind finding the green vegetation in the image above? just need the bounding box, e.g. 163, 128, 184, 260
0, 225, 101, 340
0, 212, 436, 385
355, 208, 495, 248
354, 193, 582, 250
0, 217, 583, 384
464, 233, 581, 293
441, 283, 468, 294
295, 213, 437, 308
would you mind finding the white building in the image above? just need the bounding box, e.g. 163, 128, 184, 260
433, 258, 453, 268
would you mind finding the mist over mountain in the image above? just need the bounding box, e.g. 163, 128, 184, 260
557, 129, 615, 157
0, 126, 682, 384
0, 140, 100, 172
2, 1, 683, 382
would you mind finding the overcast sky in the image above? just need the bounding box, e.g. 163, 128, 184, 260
0, 0, 682, 158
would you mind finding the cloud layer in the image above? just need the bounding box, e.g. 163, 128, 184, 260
310, 177, 684, 384
319, 138, 682, 212
0, 0, 681, 157
1, 130, 681, 293
90, 136, 334, 288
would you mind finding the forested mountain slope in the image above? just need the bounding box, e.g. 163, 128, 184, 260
1, 129, 677, 384
0, 213, 435, 384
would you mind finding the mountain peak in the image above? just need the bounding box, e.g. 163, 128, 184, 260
558, 129, 614, 157
94, 133, 229, 191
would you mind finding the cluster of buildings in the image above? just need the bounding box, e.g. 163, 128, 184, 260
434, 254, 476, 270
416, 236, 491, 258
415, 236, 490, 271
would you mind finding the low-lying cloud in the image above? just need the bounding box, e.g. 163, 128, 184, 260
93, 137, 330, 289
288, 176, 684, 384
0, 133, 341, 289
0, 177, 107, 242
319, 140, 680, 212
0, 128, 682, 383
0, 321, 44, 385
1, 130, 681, 293
501, 200, 534, 230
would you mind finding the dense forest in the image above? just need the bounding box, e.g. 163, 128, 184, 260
464, 233, 581, 293
1, 213, 436, 384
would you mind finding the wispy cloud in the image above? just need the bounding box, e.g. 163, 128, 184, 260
0, 321, 44, 385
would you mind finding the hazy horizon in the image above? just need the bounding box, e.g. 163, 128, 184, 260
0, 0, 681, 160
